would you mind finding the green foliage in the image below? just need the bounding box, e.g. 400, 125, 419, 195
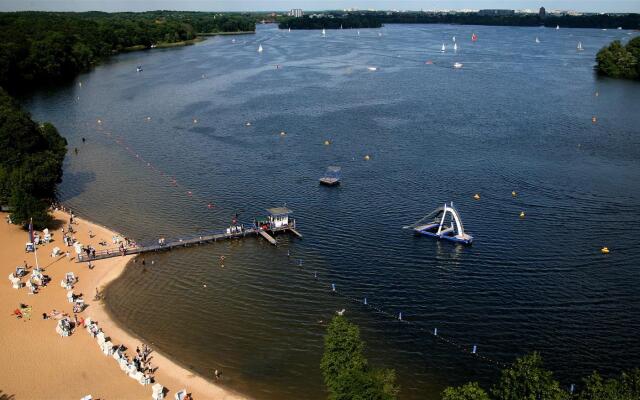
279, 11, 640, 30
0, 88, 66, 228
596, 40, 639, 80
321, 315, 399, 400
578, 369, 640, 400
491, 352, 568, 400
0, 11, 256, 92
442, 382, 491, 400
442, 354, 640, 400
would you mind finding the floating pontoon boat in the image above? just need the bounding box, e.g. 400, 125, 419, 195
405, 202, 473, 244
319, 166, 341, 186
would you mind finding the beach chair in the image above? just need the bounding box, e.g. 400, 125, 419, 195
96, 331, 106, 345
152, 383, 165, 400
73, 298, 85, 313
80, 395, 92, 400
102, 341, 114, 355
175, 389, 187, 400
51, 246, 61, 257
140, 373, 151, 386
15, 267, 26, 277
11, 277, 22, 290
26, 242, 34, 252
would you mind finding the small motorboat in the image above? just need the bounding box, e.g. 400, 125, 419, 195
453, 62, 463, 69
136, 65, 143, 72
319, 166, 341, 186
404, 202, 473, 245
367, 66, 378, 71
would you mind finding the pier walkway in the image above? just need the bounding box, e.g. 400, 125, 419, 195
77, 222, 300, 263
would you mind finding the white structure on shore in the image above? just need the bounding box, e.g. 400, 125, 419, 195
289, 8, 303, 17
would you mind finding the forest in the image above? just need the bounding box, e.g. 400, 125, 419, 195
0, 11, 255, 227
596, 37, 640, 80
279, 12, 640, 30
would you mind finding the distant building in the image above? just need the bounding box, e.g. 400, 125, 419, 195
289, 9, 303, 18
539, 6, 546, 18
478, 9, 515, 16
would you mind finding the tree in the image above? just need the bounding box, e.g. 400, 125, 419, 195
442, 382, 491, 400
578, 368, 640, 400
596, 40, 639, 80
321, 315, 399, 400
491, 352, 568, 400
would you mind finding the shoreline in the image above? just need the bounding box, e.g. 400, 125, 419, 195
0, 209, 250, 400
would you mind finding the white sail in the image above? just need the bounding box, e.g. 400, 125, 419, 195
556, 25, 560, 30
357, 30, 360, 36
258, 44, 263, 53
454, 43, 458, 52
322, 28, 326, 36
577, 41, 583, 50
535, 37, 540, 43
288, 27, 291, 32
452, 35, 456, 42
441, 43, 446, 52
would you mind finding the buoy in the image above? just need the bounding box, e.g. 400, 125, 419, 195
601, 247, 610, 254
425, 60, 433, 65
146, 116, 151, 121
595, 92, 599, 97
331, 283, 336, 292
187, 191, 192, 196
324, 140, 331, 145
520, 211, 525, 218
245, 122, 251, 126
592, 116, 597, 123
280, 131, 286, 136
473, 193, 480, 200
202, 74, 206, 78
472, 345, 477, 354
364, 155, 371, 161
512, 191, 517, 197
203, 284, 207, 287
207, 203, 214, 209
78, 82, 82, 87
433, 328, 438, 336
398, 312, 402, 321
363, 297, 367, 305
193, 119, 198, 124
97, 119, 102, 124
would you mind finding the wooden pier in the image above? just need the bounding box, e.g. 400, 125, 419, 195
77, 208, 301, 263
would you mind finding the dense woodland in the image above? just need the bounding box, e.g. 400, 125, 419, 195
0, 11, 254, 227
324, 317, 640, 400
0, 88, 66, 227
279, 12, 640, 30
596, 37, 640, 80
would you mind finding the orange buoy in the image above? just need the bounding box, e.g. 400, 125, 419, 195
592, 116, 597, 123
473, 193, 480, 200
324, 140, 331, 145
512, 191, 517, 197
601, 247, 610, 254
364, 154, 371, 161
519, 211, 525, 218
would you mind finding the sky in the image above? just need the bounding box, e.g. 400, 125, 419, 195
1, 0, 638, 13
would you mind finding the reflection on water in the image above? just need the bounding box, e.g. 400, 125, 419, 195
23, 24, 640, 400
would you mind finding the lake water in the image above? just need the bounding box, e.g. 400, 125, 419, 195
23, 24, 640, 399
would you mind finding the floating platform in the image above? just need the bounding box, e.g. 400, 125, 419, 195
405, 203, 473, 245
319, 166, 341, 186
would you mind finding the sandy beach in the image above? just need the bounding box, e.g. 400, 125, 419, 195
0, 209, 249, 400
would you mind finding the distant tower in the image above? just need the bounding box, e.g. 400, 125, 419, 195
539, 6, 546, 18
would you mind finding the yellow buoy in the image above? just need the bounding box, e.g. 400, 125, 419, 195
473, 193, 480, 200
364, 155, 371, 161
519, 211, 525, 218
592, 116, 597, 123
601, 247, 610, 254
324, 140, 331, 146
512, 191, 517, 197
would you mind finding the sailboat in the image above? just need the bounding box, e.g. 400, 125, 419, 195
322, 28, 326, 37
258, 44, 263, 53
452, 35, 456, 42
136, 65, 143, 72
441, 43, 446, 52
357, 30, 360, 36
288, 27, 291, 32
535, 37, 540, 43
577, 41, 584, 51
454, 43, 458, 52
556, 25, 560, 30
340, 24, 343, 29
471, 33, 478, 42
453, 62, 463, 69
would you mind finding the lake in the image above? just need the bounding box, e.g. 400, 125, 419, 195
23, 23, 640, 399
